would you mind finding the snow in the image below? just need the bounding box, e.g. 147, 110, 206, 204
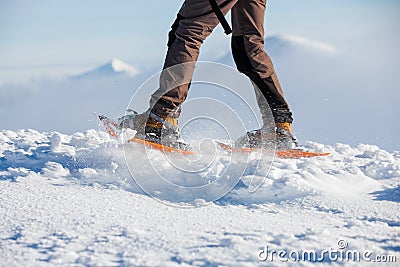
0, 33, 398, 266
1, 129, 399, 266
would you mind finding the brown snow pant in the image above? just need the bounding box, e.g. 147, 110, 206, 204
150, 0, 293, 124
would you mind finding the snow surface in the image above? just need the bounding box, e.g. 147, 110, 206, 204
1, 129, 399, 266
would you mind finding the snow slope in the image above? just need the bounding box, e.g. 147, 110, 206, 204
1, 129, 399, 266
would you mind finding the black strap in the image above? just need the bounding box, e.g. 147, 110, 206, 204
208, 0, 232, 35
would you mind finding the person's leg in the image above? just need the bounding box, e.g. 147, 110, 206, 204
150, 0, 238, 119
231, 0, 293, 124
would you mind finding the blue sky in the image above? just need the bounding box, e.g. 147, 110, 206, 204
1, 0, 399, 72
0, 0, 399, 150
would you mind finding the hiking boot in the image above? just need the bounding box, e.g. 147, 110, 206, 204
144, 113, 190, 150
117, 110, 148, 135
235, 122, 298, 150
275, 122, 298, 150
119, 110, 189, 150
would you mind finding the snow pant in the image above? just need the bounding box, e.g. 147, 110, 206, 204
149, 0, 293, 124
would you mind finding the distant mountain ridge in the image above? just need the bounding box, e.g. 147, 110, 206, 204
72, 58, 140, 79
72, 34, 336, 80
218, 34, 337, 66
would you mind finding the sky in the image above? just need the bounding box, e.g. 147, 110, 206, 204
0, 0, 399, 150
1, 0, 399, 79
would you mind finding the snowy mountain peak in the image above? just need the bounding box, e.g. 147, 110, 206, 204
108, 58, 139, 75
73, 58, 140, 79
